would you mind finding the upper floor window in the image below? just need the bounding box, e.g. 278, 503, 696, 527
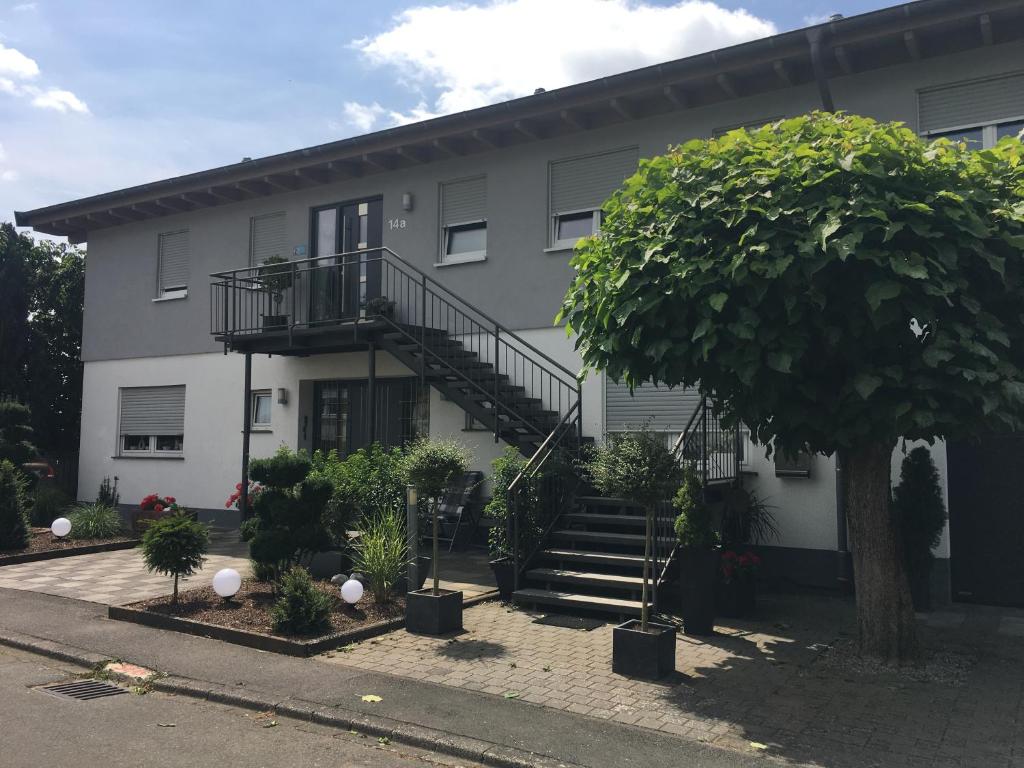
439, 175, 487, 264
118, 385, 185, 457
548, 147, 638, 250
919, 72, 1024, 149
157, 229, 189, 299
250, 212, 287, 267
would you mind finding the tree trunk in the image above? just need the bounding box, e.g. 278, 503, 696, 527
173, 573, 179, 605
843, 440, 918, 662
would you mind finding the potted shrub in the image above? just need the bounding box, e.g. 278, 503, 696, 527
259, 255, 293, 330
485, 447, 532, 600
140, 512, 209, 604
674, 467, 719, 636
402, 439, 469, 634
589, 427, 683, 680
363, 296, 397, 319
717, 550, 761, 618
893, 446, 946, 611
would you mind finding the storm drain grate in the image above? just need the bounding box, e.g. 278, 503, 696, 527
40, 679, 129, 701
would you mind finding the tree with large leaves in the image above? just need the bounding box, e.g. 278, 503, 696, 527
560, 112, 1024, 662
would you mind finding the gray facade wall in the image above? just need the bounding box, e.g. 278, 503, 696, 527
81, 41, 1024, 363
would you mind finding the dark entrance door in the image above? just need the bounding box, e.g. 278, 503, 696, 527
310, 198, 383, 323
947, 433, 1024, 607
312, 378, 428, 458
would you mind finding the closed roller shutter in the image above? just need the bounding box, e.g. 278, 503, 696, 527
158, 229, 189, 292
441, 176, 487, 225
919, 73, 1024, 133
605, 379, 701, 433
712, 116, 784, 137
250, 211, 287, 266
119, 385, 186, 435
550, 147, 639, 215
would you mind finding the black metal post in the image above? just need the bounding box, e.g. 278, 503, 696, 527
510, 489, 520, 591
368, 340, 376, 445
240, 352, 253, 520
494, 328, 500, 443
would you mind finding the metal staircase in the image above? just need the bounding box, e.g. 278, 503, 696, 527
512, 396, 742, 618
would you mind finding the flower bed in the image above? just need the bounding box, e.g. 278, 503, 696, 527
0, 527, 139, 566
109, 578, 406, 656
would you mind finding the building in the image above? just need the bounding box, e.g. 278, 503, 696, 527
15, 0, 1024, 609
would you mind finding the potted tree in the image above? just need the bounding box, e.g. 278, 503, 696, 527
403, 439, 469, 634
674, 467, 719, 635
589, 427, 683, 680
716, 487, 777, 617
893, 446, 946, 611
259, 254, 293, 331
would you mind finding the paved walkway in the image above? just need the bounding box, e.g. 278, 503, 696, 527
433, 549, 494, 600
322, 596, 1024, 768
0, 536, 251, 605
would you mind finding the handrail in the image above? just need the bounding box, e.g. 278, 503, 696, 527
671, 394, 707, 460
211, 247, 579, 384
508, 401, 580, 496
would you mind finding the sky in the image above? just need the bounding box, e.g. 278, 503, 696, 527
1, 0, 900, 232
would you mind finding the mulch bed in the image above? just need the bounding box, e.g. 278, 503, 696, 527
111, 578, 407, 656
0, 528, 139, 565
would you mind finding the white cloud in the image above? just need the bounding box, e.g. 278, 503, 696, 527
0, 42, 39, 79
13, 2, 39, 11
29, 87, 88, 113
344, 0, 776, 131
0, 142, 16, 182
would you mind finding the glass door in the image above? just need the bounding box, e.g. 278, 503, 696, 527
312, 378, 428, 457
310, 198, 382, 323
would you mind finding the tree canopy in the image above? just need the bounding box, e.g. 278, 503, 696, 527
560, 112, 1024, 457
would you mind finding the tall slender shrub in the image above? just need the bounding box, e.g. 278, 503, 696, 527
0, 459, 29, 550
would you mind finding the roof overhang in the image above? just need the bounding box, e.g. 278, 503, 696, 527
15, 0, 1024, 243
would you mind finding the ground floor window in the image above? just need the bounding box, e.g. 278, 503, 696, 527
313, 377, 428, 457
117, 384, 186, 457
251, 390, 272, 429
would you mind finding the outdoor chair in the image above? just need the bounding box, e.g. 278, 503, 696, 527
437, 471, 485, 552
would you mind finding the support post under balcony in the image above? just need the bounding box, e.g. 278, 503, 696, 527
240, 352, 253, 520
368, 340, 376, 445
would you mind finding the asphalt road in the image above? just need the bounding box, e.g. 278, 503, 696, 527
0, 645, 480, 768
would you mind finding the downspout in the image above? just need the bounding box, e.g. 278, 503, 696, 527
835, 452, 852, 593
806, 28, 836, 112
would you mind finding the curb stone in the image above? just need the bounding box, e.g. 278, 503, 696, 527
0, 629, 576, 768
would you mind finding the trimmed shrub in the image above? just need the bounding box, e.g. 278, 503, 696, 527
270, 566, 331, 635
141, 512, 209, 604
674, 466, 718, 551
352, 508, 407, 604
29, 483, 72, 526
67, 503, 123, 540
0, 400, 37, 466
893, 446, 947, 580
0, 459, 29, 550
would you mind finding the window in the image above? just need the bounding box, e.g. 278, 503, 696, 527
118, 385, 185, 457
549, 147, 638, 249
919, 73, 1024, 149
157, 229, 189, 299
439, 176, 487, 264
250, 212, 287, 267
252, 390, 272, 429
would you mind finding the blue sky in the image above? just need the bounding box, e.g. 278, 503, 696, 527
1, 0, 898, 229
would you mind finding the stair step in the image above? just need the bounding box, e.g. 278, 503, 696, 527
512, 588, 647, 616
575, 496, 644, 509
563, 512, 674, 528
542, 549, 647, 568
551, 530, 674, 547
526, 568, 646, 589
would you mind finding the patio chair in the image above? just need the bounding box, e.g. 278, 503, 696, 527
437, 471, 485, 552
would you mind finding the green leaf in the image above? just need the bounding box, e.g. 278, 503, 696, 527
865, 280, 902, 311
709, 293, 729, 312
766, 351, 793, 374
853, 373, 883, 400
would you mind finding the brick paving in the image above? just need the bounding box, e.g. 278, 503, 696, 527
320, 594, 1024, 767
0, 536, 251, 605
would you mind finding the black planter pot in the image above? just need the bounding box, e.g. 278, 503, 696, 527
396, 555, 432, 595
263, 314, 288, 331
406, 588, 463, 635
612, 620, 676, 680
717, 575, 756, 618
490, 557, 515, 600
679, 548, 719, 635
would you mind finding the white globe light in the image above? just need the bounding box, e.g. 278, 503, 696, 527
340, 578, 364, 604
212, 568, 241, 598
51, 517, 71, 538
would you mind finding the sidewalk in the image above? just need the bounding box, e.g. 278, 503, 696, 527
0, 586, 762, 768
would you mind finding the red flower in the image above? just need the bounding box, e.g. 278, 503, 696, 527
154, 504, 164, 513
236, 483, 242, 491
722, 550, 738, 561
166, 496, 176, 503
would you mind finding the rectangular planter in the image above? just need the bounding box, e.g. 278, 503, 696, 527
0, 539, 140, 567
612, 620, 676, 680
406, 588, 462, 635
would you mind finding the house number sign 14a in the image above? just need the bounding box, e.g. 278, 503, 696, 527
388, 218, 407, 230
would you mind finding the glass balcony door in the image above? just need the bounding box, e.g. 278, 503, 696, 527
310, 198, 382, 324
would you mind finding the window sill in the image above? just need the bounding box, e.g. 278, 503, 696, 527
153, 292, 188, 303
543, 245, 577, 254
111, 454, 185, 460
248, 428, 273, 433
434, 254, 487, 268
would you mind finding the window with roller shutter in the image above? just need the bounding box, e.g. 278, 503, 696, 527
439, 175, 487, 264
918, 72, 1024, 149
157, 229, 189, 298
118, 385, 185, 456
249, 212, 287, 267
548, 147, 638, 248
